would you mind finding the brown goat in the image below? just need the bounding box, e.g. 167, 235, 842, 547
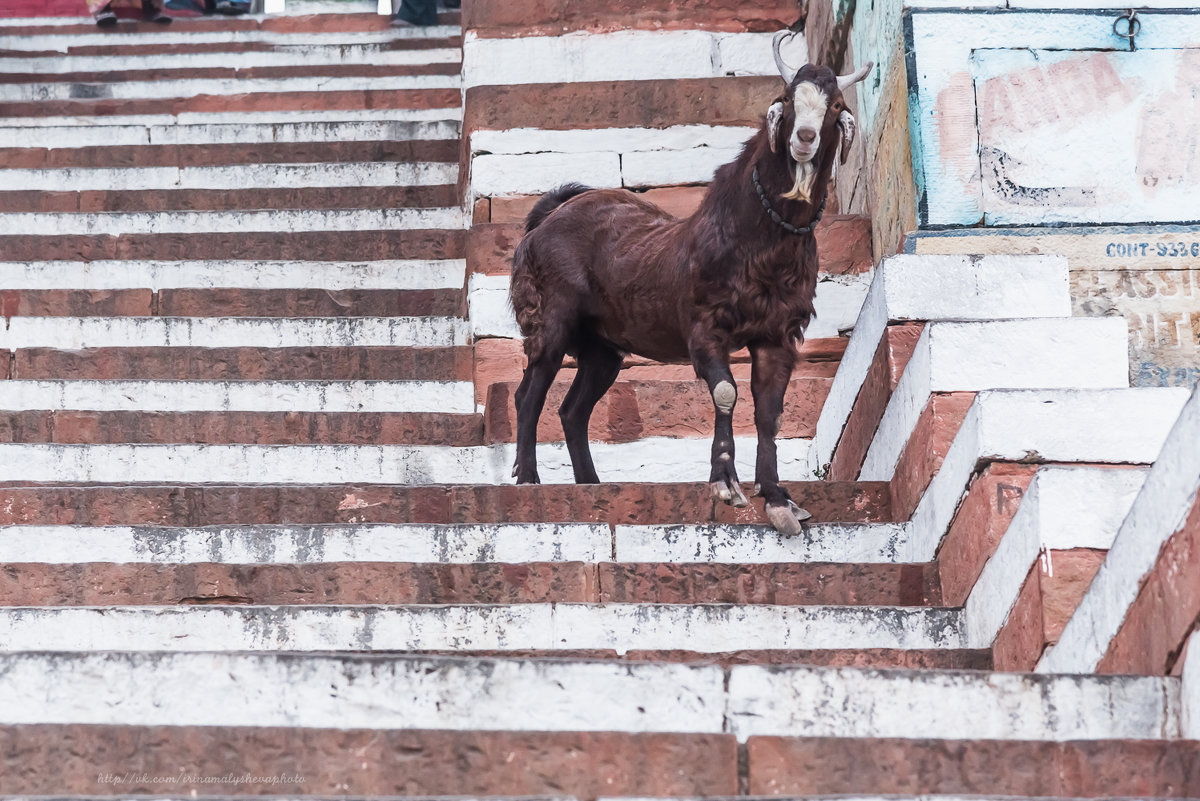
509, 34, 872, 535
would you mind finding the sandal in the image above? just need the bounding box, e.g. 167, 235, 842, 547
94, 5, 118, 26
142, 1, 173, 23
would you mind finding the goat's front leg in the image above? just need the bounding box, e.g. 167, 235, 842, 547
692, 345, 748, 508
750, 342, 811, 535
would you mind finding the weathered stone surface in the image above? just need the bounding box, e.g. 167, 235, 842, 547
624, 648, 990, 669
0, 140, 458, 169
0, 88, 461, 119
0, 481, 894, 527
0, 229, 465, 261
1100, 492, 1200, 675
747, 736, 1200, 796
0, 562, 596, 606
0, 410, 485, 447
828, 323, 923, 481
483, 377, 829, 443
0, 289, 152, 317
2, 185, 457, 213
465, 78, 779, 135
465, 0, 793, 36
936, 462, 1038, 606
599, 562, 937, 606
890, 391, 975, 520
0, 726, 735, 797
157, 288, 464, 318
13, 346, 473, 381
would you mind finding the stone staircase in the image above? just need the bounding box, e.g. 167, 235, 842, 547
1, 5, 1199, 800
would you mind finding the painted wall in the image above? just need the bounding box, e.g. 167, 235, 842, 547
904, 8, 1200, 228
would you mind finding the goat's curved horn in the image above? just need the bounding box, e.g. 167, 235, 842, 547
772, 30, 804, 83
837, 60, 873, 91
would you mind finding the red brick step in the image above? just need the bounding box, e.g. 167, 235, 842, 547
1, 185, 458, 213
11, 346, 473, 381
0, 481, 894, 526
0, 140, 459, 169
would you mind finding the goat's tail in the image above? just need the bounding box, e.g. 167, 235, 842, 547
524, 183, 592, 233
510, 184, 592, 342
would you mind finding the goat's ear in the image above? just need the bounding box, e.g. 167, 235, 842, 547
837, 108, 857, 165
767, 101, 785, 154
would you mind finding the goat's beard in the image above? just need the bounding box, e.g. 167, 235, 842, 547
781, 159, 815, 204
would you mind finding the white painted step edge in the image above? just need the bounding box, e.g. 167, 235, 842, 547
1040, 384, 1200, 673
859, 316, 1131, 482
0, 521, 910, 566
0, 259, 467, 290
0, 106, 463, 128
0, 74, 460, 102
906, 387, 1190, 563
807, 254, 1071, 477
0, 317, 470, 349
963, 465, 1148, 650
0, 118, 460, 147
0, 380, 475, 414
0, 651, 1177, 743
0, 47, 461, 73
0, 207, 466, 235
0, 437, 813, 485
1, 162, 458, 191
0, 604, 966, 653
0, 523, 612, 565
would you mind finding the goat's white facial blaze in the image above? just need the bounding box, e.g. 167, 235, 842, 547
783, 82, 829, 203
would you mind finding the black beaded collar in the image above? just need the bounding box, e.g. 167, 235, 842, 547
752, 166, 826, 236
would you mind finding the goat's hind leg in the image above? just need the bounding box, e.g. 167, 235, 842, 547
749, 342, 811, 535
693, 347, 749, 508
513, 338, 566, 484
558, 339, 623, 484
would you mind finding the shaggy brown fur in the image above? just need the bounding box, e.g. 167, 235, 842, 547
509, 64, 859, 533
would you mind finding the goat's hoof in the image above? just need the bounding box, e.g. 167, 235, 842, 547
766, 500, 811, 536
709, 480, 749, 508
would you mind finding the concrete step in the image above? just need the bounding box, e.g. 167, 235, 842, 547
905, 387, 1190, 563
0, 44, 461, 72
0, 207, 465, 235
747, 738, 1200, 797
0, 653, 1176, 739
0, 316, 468, 349
0, 62, 463, 85
0, 438, 809, 484
0, 409, 486, 446
0, 521, 932, 606
0, 228, 465, 261
0, 162, 457, 191
0, 380, 475, 413
0, 26, 463, 53
0, 86, 461, 119
10, 345, 474, 381
0, 288, 464, 317
809, 254, 1071, 478
0, 604, 965, 653
0, 137, 461, 168
0, 106, 463, 129
0, 481, 893, 526
0, 117, 459, 149
3, 725, 1194, 797
859, 317, 1130, 483
0, 258, 466, 290
483, 377, 829, 444
0, 561, 933, 607
1043, 384, 1200, 675
0, 725, 740, 797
